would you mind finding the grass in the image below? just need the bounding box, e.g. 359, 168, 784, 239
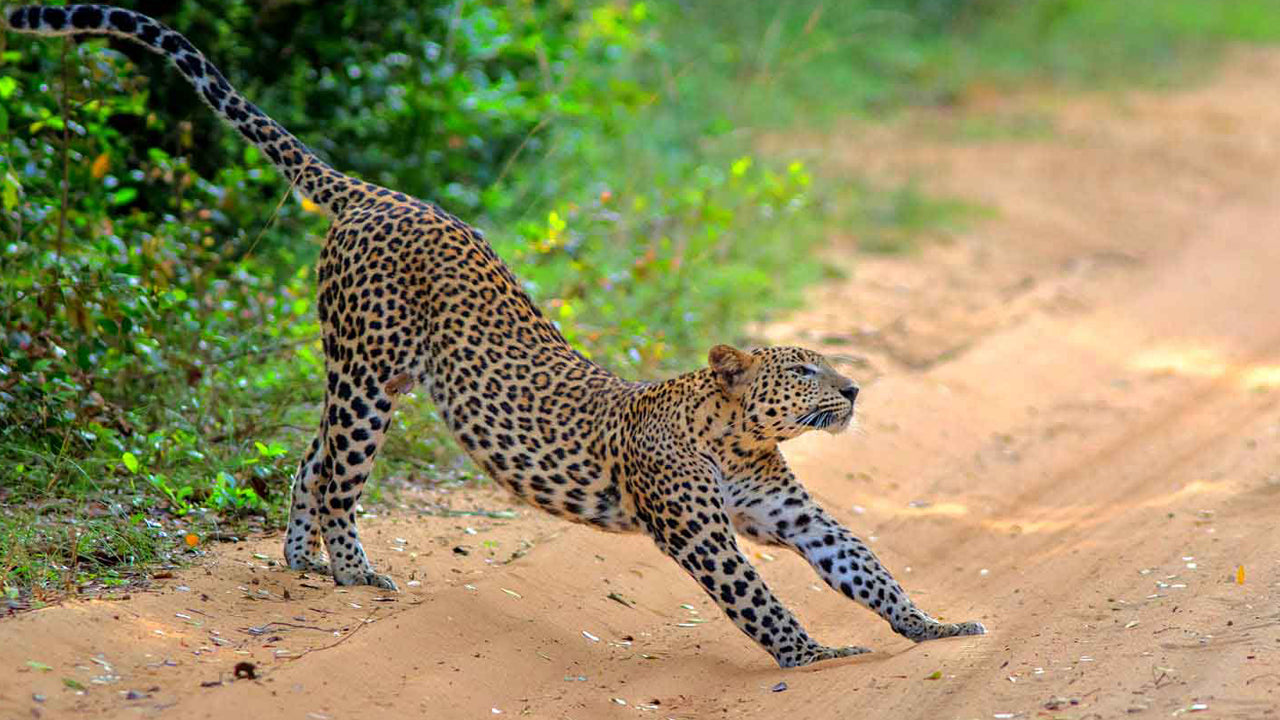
1, 508, 170, 605
5, 0, 1280, 601
644, 0, 1280, 136
960, 0, 1280, 90
849, 183, 994, 255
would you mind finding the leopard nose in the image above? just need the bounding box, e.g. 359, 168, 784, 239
840, 385, 859, 403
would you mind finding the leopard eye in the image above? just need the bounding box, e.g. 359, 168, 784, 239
791, 364, 818, 378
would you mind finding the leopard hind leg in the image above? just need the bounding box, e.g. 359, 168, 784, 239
284, 432, 331, 574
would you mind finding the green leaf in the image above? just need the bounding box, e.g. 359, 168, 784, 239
26, 661, 52, 672
75, 343, 93, 371
121, 452, 139, 474
109, 187, 138, 206
62, 678, 85, 690
0, 171, 18, 211
0, 76, 16, 99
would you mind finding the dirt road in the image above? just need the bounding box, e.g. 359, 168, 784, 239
4, 51, 1280, 720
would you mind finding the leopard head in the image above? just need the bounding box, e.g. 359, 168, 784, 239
708, 344, 859, 442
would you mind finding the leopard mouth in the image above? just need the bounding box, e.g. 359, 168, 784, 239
796, 406, 852, 432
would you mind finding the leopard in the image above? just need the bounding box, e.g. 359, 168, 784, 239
6, 4, 986, 668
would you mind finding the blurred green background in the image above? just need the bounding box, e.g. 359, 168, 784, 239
3, 0, 1279, 596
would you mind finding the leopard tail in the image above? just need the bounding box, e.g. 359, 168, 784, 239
3, 4, 370, 217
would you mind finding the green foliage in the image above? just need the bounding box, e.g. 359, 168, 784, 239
492, 158, 823, 372
643, 0, 1280, 134
958, 0, 1280, 87
1, 507, 167, 593
848, 182, 993, 255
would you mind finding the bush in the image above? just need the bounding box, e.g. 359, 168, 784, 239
0, 1, 828, 524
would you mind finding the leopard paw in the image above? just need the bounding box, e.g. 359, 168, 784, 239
779, 643, 872, 668
333, 567, 399, 591
904, 615, 987, 642
286, 553, 332, 575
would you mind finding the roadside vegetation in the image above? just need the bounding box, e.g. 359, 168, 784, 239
3, 0, 1279, 602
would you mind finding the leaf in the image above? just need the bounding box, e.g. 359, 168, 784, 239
75, 343, 93, 371
0, 76, 16, 99
925, 670, 942, 680
26, 661, 52, 672
91, 152, 110, 179
96, 318, 119, 336
547, 210, 566, 234
121, 452, 139, 474
109, 187, 138, 206
62, 678, 85, 690
1, 171, 20, 211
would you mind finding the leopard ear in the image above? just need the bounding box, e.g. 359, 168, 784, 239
708, 344, 755, 394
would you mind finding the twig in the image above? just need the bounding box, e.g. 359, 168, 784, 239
243, 621, 339, 635
202, 335, 320, 366
492, 118, 549, 188
243, 165, 305, 260
419, 508, 519, 519
131, 334, 319, 384
442, 0, 465, 68
285, 608, 379, 660
55, 37, 71, 280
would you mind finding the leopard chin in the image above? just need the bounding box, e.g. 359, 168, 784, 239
824, 410, 855, 435
796, 406, 853, 433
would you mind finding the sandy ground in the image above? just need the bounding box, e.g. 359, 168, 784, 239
4, 51, 1280, 720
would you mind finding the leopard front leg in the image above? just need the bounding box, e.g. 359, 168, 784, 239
637, 473, 868, 668
723, 452, 986, 644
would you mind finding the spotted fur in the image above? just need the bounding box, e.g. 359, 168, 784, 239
6, 5, 986, 667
